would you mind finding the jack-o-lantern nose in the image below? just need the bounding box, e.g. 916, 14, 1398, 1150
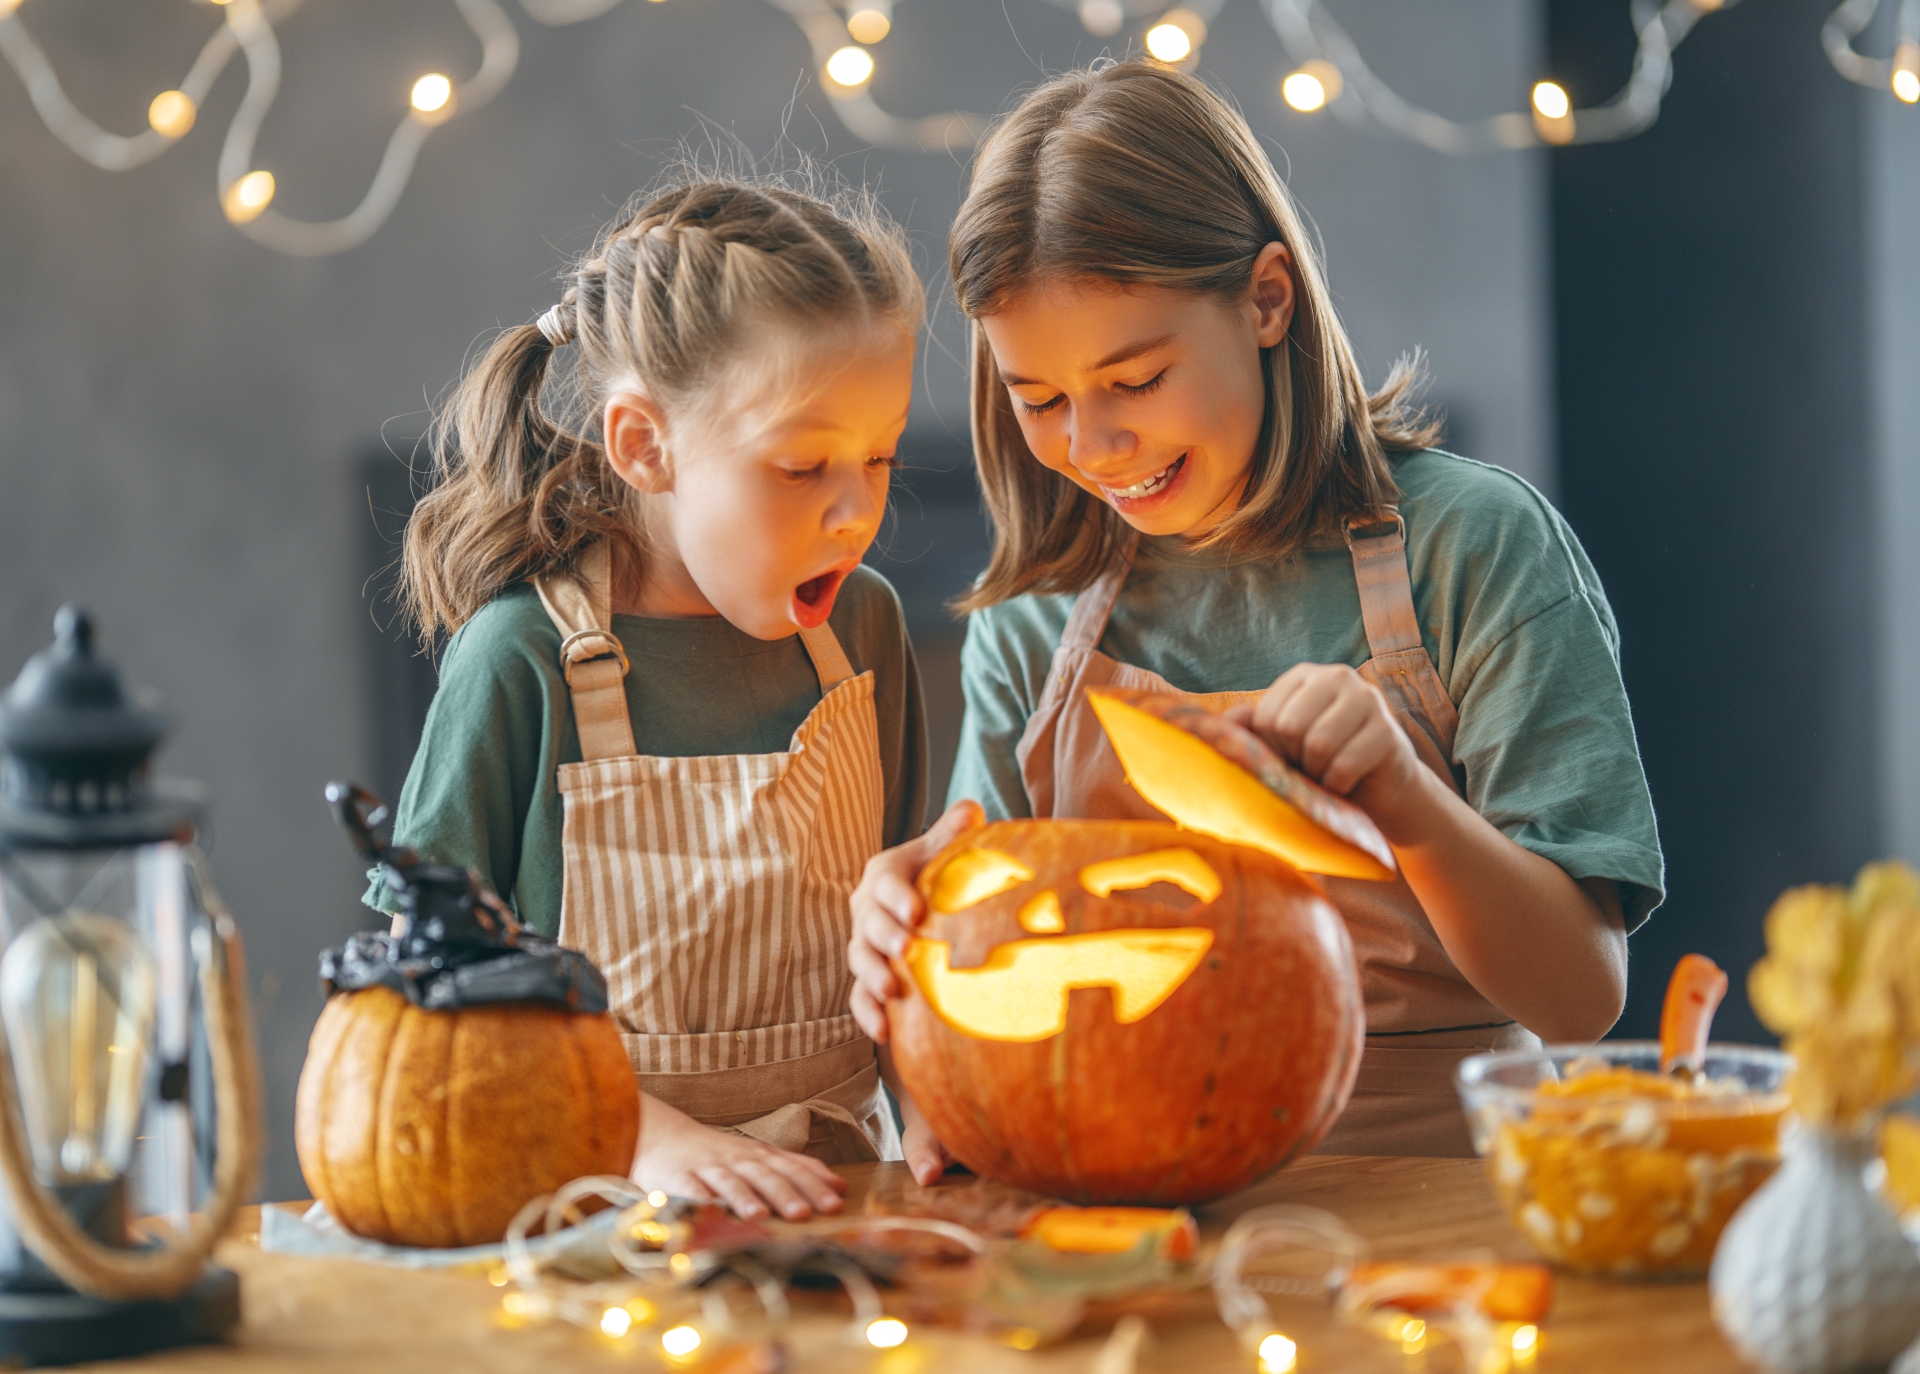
1018, 890, 1065, 932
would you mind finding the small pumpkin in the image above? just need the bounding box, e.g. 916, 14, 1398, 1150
295, 784, 640, 1247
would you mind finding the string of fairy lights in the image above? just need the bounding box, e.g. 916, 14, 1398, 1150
1, 0, 1914, 257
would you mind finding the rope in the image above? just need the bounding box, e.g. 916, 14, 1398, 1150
0, 872, 261, 1301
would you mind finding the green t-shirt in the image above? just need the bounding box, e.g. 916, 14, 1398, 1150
366, 566, 928, 935
948, 449, 1666, 931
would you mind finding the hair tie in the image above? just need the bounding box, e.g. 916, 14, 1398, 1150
534, 303, 573, 348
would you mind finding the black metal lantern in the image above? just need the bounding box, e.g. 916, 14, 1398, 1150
0, 607, 261, 1365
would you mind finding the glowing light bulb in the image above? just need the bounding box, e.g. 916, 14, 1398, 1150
1531, 81, 1571, 120
599, 1306, 632, 1338
487, 1265, 510, 1287
1146, 22, 1192, 62
647, 1190, 668, 1208
866, 1318, 909, 1347
1282, 71, 1325, 112
1399, 1317, 1427, 1354
148, 90, 197, 138
668, 1250, 694, 1277
1511, 1322, 1540, 1354
1894, 42, 1920, 102
411, 73, 453, 115
500, 1291, 529, 1316
222, 170, 275, 223
847, 1, 890, 44
826, 45, 874, 88
1078, 0, 1123, 35
661, 1324, 702, 1359
1257, 1332, 1298, 1373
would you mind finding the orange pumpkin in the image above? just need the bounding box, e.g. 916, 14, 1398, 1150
295, 983, 639, 1248
888, 820, 1364, 1203
886, 690, 1388, 1204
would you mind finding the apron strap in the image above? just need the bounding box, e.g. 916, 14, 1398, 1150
1344, 508, 1425, 658
798, 624, 856, 693
534, 542, 638, 762
1061, 530, 1141, 650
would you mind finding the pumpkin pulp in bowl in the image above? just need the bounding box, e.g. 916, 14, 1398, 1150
1456, 1043, 1790, 1278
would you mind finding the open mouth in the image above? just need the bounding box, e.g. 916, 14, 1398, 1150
791, 568, 849, 628
1102, 453, 1187, 503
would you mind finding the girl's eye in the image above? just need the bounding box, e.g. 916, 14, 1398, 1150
1015, 392, 1065, 416
867, 454, 902, 470
783, 463, 826, 481
1117, 370, 1167, 397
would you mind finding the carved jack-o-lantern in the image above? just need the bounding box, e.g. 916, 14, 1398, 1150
887, 690, 1391, 1204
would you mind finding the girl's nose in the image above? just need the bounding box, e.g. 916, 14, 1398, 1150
825, 466, 884, 537
1066, 397, 1134, 475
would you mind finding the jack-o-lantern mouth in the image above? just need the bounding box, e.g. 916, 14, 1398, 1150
903, 928, 1215, 1043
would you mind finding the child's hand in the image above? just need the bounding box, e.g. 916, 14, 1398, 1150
1227, 664, 1429, 840
848, 800, 985, 1042
634, 1096, 847, 1221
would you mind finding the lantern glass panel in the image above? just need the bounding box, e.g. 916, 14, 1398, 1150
0, 843, 209, 1225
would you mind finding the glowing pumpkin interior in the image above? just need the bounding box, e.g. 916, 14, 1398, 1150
1087, 690, 1396, 880
914, 843, 1219, 1042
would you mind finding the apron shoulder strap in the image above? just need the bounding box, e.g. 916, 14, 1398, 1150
1344, 508, 1425, 658
797, 624, 856, 693
534, 541, 638, 761
1060, 530, 1141, 650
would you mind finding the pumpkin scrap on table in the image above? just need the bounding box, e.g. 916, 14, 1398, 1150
1345, 1261, 1554, 1324
1022, 1206, 1198, 1261
887, 690, 1384, 1205
294, 783, 640, 1249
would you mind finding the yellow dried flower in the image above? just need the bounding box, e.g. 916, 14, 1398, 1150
1749, 861, 1920, 1129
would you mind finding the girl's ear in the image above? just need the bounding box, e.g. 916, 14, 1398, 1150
1249, 242, 1297, 349
603, 391, 673, 494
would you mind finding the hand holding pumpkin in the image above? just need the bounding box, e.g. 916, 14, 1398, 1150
848, 799, 985, 1042
1226, 663, 1430, 839
632, 1095, 848, 1221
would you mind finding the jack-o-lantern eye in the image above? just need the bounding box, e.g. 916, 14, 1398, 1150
926, 847, 1034, 913
1018, 890, 1065, 933
1079, 848, 1222, 904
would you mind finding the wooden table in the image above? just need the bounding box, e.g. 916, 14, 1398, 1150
74, 1158, 1749, 1373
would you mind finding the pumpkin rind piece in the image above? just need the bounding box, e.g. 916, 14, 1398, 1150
1088, 689, 1395, 880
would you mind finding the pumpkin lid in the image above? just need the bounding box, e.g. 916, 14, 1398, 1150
1088, 689, 1397, 881
318, 781, 611, 1013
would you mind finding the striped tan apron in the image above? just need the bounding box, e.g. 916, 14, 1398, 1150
535, 543, 900, 1164
1015, 511, 1537, 1158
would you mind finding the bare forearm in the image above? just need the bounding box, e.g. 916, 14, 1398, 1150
1381, 768, 1627, 1042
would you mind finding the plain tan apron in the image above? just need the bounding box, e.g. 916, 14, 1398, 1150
1015, 511, 1536, 1158
535, 543, 901, 1165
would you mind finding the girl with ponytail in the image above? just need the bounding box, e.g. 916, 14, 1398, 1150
373, 177, 930, 1219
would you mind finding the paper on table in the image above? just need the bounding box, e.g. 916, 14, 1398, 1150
260, 1201, 622, 1272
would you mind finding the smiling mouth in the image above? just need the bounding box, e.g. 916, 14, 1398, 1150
1103, 453, 1187, 501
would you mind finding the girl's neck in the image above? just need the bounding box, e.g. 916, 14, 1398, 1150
609, 535, 718, 619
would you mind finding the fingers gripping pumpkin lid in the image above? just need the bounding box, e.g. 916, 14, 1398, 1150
1087, 689, 1396, 881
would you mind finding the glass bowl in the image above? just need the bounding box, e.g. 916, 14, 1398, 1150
1456, 1041, 1792, 1279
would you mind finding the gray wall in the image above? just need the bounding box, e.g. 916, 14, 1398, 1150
0, 0, 1550, 1198
1871, 84, 1920, 866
